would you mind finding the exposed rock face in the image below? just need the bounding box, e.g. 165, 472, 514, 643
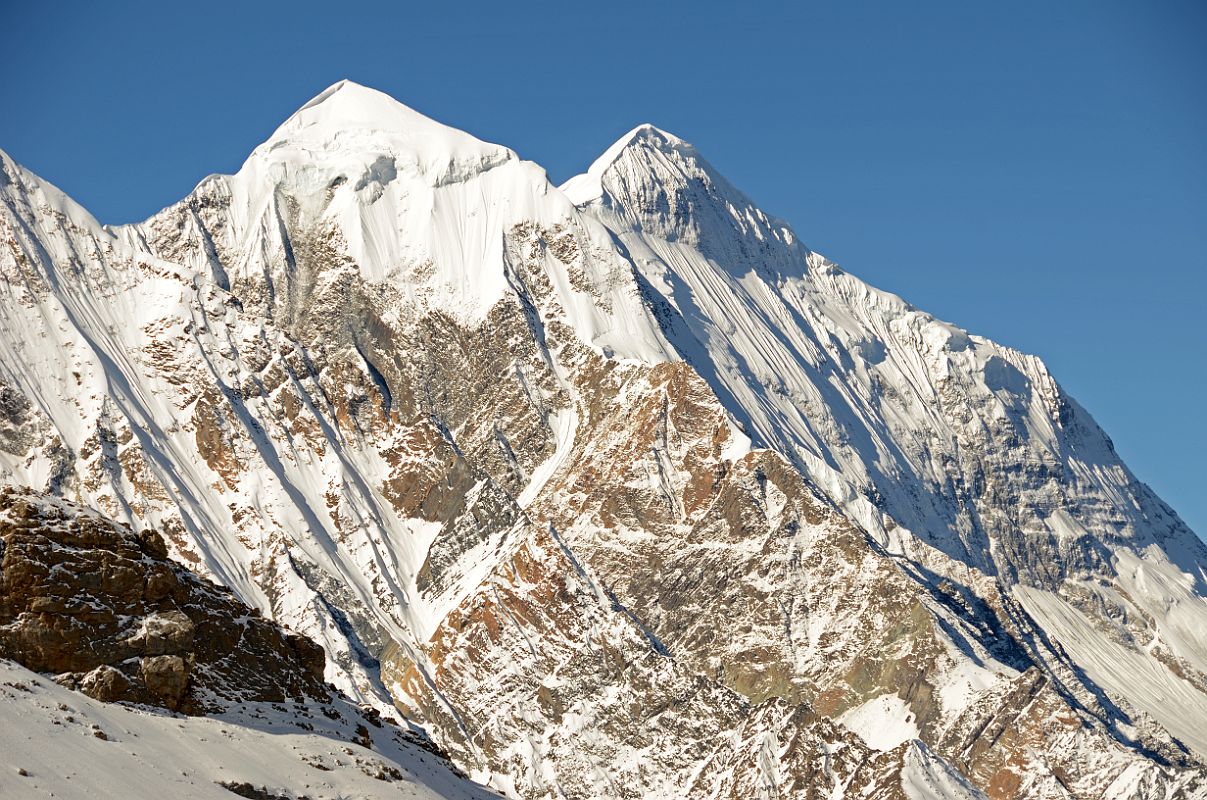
382, 523, 989, 799
0, 486, 327, 711
1, 81, 1206, 798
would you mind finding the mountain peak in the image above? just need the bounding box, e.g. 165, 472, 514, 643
252, 80, 512, 179
278, 79, 425, 132
559, 121, 801, 267
621, 123, 687, 149
296, 78, 366, 107
560, 123, 690, 205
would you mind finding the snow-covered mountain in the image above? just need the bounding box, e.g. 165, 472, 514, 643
1, 79, 1205, 798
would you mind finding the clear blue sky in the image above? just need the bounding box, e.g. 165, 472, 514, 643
3, 1, 1204, 536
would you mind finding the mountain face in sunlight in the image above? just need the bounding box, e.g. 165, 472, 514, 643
1, 81, 1205, 799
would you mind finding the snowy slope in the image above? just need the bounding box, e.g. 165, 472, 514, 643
901, 741, 989, 800
0, 660, 496, 800
1015, 584, 1207, 757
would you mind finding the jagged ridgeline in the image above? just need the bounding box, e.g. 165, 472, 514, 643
1, 80, 1206, 799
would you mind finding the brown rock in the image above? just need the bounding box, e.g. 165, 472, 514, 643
141, 655, 190, 709
138, 611, 195, 655
137, 529, 169, 560
143, 565, 176, 602
79, 664, 131, 703
0, 488, 333, 714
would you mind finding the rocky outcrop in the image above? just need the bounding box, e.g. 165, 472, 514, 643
0, 486, 327, 712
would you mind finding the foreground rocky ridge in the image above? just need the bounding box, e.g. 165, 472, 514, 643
1, 81, 1205, 798
0, 486, 494, 799
0, 486, 327, 712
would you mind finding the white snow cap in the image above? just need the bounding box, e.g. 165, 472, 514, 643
251, 79, 514, 182
560, 123, 688, 205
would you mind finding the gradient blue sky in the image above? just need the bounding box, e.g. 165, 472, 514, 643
3, 1, 1204, 535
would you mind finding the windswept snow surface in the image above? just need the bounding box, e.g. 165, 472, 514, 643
901, 742, 988, 800
1015, 585, 1207, 758
0, 660, 494, 800
838, 693, 920, 751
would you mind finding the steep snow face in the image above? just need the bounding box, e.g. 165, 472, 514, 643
1015, 584, 1207, 759
561, 124, 687, 207
213, 79, 519, 321
116, 81, 674, 359
562, 124, 804, 272
238, 79, 514, 317
564, 128, 1207, 744
259, 79, 515, 183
